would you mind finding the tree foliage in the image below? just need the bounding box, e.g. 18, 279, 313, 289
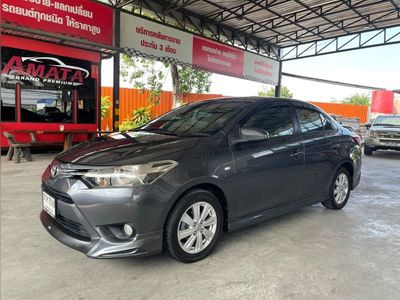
258, 86, 293, 99
119, 54, 212, 131
100, 96, 111, 120
178, 65, 212, 94
121, 56, 164, 105
343, 93, 370, 106
119, 106, 152, 132
120, 54, 211, 105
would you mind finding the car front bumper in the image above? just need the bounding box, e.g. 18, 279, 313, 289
39, 162, 174, 258
365, 137, 400, 150
40, 210, 163, 258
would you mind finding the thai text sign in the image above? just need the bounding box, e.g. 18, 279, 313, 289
1, 0, 113, 45
121, 14, 193, 64
121, 12, 280, 85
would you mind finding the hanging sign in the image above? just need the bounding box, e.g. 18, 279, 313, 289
121, 14, 193, 65
121, 12, 280, 85
243, 52, 280, 84
1, 0, 113, 45
192, 36, 244, 78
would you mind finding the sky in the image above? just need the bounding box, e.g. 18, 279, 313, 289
101, 43, 400, 103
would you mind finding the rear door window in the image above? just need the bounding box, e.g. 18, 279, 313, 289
243, 105, 294, 137
296, 108, 333, 132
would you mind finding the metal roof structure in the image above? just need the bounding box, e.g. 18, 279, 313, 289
106, 0, 400, 60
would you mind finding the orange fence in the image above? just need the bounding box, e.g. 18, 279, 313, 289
100, 87, 223, 130
101, 87, 369, 130
310, 101, 369, 123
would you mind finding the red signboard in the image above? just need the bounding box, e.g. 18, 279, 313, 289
192, 36, 244, 77
1, 0, 113, 46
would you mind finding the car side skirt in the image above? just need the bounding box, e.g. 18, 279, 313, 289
227, 193, 325, 232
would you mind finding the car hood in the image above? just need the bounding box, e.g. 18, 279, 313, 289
56, 131, 199, 166
371, 127, 400, 133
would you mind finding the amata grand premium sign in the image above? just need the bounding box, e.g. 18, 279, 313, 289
121, 12, 280, 85
1, 47, 95, 87
1, 0, 113, 45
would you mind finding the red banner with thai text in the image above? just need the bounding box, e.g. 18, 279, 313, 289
192, 36, 244, 77
1, 0, 113, 46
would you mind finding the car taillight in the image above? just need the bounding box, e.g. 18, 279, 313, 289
352, 135, 362, 146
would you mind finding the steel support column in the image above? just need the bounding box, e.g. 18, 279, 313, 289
113, 8, 121, 131
275, 53, 283, 98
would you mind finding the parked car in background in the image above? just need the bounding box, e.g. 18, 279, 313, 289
40, 97, 362, 263
364, 115, 400, 155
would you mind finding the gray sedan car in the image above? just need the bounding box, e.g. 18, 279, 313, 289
41, 97, 362, 263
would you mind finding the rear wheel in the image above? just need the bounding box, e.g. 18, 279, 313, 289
364, 145, 373, 156
165, 189, 223, 263
322, 168, 351, 210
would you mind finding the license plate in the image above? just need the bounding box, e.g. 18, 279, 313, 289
42, 191, 56, 218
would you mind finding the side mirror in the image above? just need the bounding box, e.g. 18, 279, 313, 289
233, 127, 270, 144
365, 123, 371, 129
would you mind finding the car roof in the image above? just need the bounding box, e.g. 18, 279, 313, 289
197, 96, 314, 107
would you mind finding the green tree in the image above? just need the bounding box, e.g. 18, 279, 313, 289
100, 96, 111, 120
258, 86, 293, 99
119, 54, 212, 131
343, 93, 370, 106
121, 54, 212, 107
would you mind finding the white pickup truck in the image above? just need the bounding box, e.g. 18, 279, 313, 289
364, 115, 400, 155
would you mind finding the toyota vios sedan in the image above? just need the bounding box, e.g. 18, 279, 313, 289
41, 98, 362, 263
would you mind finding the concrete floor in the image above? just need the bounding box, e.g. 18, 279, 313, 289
1, 151, 399, 300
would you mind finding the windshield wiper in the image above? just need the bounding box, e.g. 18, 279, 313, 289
374, 123, 400, 127
137, 128, 178, 136
177, 132, 211, 137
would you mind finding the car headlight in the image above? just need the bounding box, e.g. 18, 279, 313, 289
83, 160, 178, 187
369, 131, 378, 138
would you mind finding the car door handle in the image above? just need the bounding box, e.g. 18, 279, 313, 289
290, 150, 304, 159
331, 143, 340, 150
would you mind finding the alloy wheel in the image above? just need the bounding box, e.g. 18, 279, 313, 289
177, 201, 217, 254
334, 173, 349, 204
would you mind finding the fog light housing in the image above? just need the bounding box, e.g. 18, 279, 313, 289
123, 224, 134, 237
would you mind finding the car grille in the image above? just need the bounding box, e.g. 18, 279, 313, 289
378, 132, 400, 144
42, 183, 73, 204
378, 132, 400, 140
42, 182, 90, 240
56, 215, 90, 240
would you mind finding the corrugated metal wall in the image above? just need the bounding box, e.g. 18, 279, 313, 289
310, 101, 369, 123
101, 87, 369, 130
100, 87, 223, 130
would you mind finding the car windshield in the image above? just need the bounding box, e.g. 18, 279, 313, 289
373, 116, 400, 127
140, 100, 246, 136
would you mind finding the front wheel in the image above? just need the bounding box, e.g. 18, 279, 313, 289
322, 168, 351, 210
364, 145, 373, 156
165, 189, 223, 263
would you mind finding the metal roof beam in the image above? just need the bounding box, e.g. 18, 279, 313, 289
254, 5, 397, 46
294, 0, 350, 34
239, 0, 391, 36
199, 0, 299, 44
247, 0, 325, 40
280, 26, 400, 60
275, 10, 399, 46
341, 0, 377, 29
121, 0, 281, 58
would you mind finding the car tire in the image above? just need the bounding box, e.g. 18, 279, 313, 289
321, 167, 351, 210
364, 145, 373, 156
164, 189, 224, 263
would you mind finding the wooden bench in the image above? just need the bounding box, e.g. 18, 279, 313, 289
3, 131, 32, 163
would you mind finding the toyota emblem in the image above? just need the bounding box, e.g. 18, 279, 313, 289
51, 165, 59, 177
